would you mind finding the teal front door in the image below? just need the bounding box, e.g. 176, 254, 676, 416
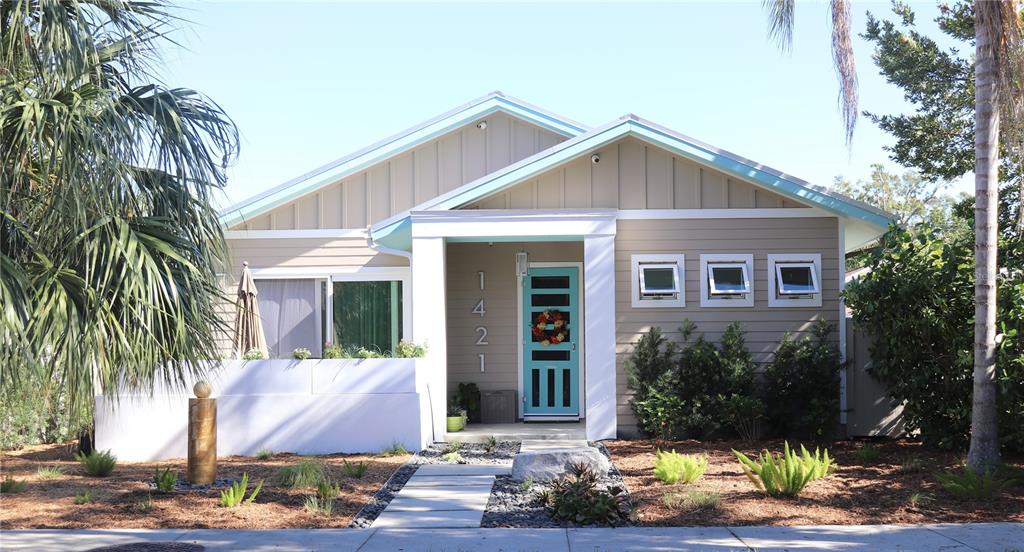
523, 266, 580, 416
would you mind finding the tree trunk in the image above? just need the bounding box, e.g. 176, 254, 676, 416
967, 0, 1002, 472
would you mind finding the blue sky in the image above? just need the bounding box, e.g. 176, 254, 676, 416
164, 1, 967, 209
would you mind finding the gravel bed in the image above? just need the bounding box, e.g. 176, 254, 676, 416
349, 440, 521, 527
481, 441, 635, 528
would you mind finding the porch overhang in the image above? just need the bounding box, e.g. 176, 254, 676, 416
409, 209, 617, 241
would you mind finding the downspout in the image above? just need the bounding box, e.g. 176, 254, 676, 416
366, 227, 435, 444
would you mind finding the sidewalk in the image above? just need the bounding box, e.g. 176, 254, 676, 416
1, 523, 1021, 552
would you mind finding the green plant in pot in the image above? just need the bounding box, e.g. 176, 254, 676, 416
456, 382, 481, 423
446, 401, 466, 432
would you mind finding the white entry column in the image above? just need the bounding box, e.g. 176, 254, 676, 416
411, 236, 447, 444
584, 234, 617, 440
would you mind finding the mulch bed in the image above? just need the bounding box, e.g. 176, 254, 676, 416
0, 443, 408, 529
605, 438, 1024, 527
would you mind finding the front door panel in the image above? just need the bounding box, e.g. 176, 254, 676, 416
523, 267, 579, 416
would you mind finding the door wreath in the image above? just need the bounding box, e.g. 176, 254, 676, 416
532, 310, 568, 345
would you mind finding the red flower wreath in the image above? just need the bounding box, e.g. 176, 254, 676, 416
532, 310, 568, 345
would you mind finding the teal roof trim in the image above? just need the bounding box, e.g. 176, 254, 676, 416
369, 116, 894, 249
218, 92, 588, 229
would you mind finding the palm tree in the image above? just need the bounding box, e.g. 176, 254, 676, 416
1, 1, 238, 421
762, 0, 1023, 471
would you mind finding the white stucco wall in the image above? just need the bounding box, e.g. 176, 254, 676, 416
94, 359, 430, 461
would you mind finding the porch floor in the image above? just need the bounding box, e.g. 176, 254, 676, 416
442, 422, 585, 443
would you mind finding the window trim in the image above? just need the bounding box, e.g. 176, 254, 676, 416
699, 254, 754, 307
630, 254, 685, 308
767, 254, 822, 307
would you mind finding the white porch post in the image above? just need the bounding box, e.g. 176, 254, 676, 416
584, 234, 617, 440
411, 236, 447, 444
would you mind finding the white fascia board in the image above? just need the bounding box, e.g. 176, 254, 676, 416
409, 209, 617, 240
249, 266, 410, 279
219, 93, 588, 229
616, 208, 833, 220
224, 229, 369, 240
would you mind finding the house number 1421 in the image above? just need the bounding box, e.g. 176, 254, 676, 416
475, 271, 487, 372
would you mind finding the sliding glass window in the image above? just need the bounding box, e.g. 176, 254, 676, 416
332, 281, 403, 354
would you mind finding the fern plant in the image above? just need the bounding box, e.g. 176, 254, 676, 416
653, 450, 707, 485
219, 473, 263, 507
733, 442, 834, 498
153, 468, 177, 493
76, 450, 117, 477
936, 467, 1013, 500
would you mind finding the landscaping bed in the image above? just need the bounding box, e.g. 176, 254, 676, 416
0, 443, 409, 528
606, 438, 1024, 527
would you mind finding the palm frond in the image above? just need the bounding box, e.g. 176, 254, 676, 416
763, 0, 796, 52
830, 0, 859, 146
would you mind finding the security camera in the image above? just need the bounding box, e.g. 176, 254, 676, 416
476, 121, 487, 130
591, 154, 601, 164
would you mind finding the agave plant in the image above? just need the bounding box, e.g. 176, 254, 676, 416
0, 1, 239, 414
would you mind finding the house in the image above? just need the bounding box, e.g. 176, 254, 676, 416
96, 92, 892, 460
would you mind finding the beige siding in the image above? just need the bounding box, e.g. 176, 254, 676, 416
614, 217, 841, 436
445, 242, 583, 400
464, 137, 798, 211
233, 113, 567, 231
215, 237, 409, 356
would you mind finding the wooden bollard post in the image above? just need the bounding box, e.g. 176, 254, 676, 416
187, 381, 217, 485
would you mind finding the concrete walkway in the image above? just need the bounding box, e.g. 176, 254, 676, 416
2, 523, 1021, 551
370, 463, 510, 529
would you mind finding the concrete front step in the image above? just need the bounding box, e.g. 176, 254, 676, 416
413, 464, 511, 476
519, 439, 589, 452
403, 475, 498, 487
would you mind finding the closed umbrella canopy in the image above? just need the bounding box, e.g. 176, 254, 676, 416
233, 261, 268, 358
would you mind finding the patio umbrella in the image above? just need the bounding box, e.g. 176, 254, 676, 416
233, 261, 268, 358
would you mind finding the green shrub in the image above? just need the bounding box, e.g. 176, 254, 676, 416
1, 477, 27, 493
763, 321, 842, 440
153, 468, 177, 493
854, 443, 881, 463
274, 460, 325, 488
241, 349, 265, 360
662, 490, 721, 512
76, 450, 116, 477
627, 322, 757, 439
292, 347, 311, 360
394, 340, 427, 358
355, 347, 384, 359
519, 477, 535, 492
322, 343, 345, 359
256, 448, 274, 460
73, 490, 94, 504
722, 395, 765, 442
844, 215, 1024, 452
219, 473, 263, 507
316, 480, 341, 500
0, 372, 92, 450
341, 460, 368, 478
542, 463, 630, 525
304, 495, 334, 516
36, 465, 66, 480
455, 382, 480, 422
936, 467, 1014, 500
380, 441, 409, 456
443, 439, 462, 454
442, 451, 465, 464
734, 442, 834, 498
653, 450, 707, 485
484, 436, 499, 453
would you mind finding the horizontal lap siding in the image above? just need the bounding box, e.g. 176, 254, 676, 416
614, 217, 841, 435
234, 114, 566, 230
215, 237, 409, 356
445, 242, 583, 402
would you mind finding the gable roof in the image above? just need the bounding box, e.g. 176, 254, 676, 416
218, 91, 590, 229
369, 114, 894, 251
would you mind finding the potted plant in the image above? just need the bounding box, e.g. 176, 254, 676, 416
446, 402, 465, 432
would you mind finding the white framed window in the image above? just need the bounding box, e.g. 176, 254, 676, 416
699, 254, 754, 307
768, 253, 822, 307
630, 254, 685, 308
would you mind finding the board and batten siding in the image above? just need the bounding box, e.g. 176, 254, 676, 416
464, 137, 805, 211
233, 113, 566, 231
613, 217, 841, 436
445, 242, 583, 402
215, 237, 409, 355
